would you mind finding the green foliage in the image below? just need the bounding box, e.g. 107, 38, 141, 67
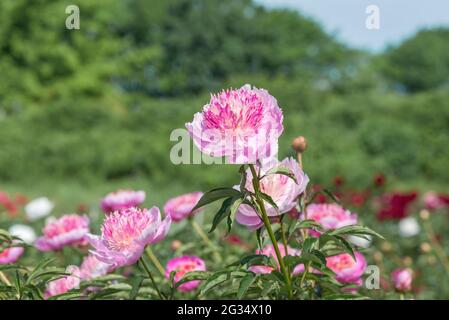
383, 28, 449, 92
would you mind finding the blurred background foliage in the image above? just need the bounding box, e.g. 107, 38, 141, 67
0, 0, 448, 208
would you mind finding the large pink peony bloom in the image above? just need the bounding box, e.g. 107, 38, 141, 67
164, 192, 204, 222
236, 157, 309, 230
165, 255, 206, 292
326, 252, 367, 284
0, 246, 24, 264
80, 255, 112, 280
88, 206, 171, 269
186, 84, 284, 164
302, 203, 358, 236
101, 189, 146, 213
249, 244, 304, 275
35, 214, 90, 251
391, 268, 413, 292
45, 266, 81, 299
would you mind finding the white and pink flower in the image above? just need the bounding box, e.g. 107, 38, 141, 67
236, 157, 309, 230
302, 203, 358, 236
326, 252, 367, 285
88, 207, 171, 269
164, 192, 204, 222
80, 255, 112, 280
391, 268, 413, 292
186, 84, 284, 164
44, 266, 81, 299
101, 189, 146, 213
165, 255, 206, 292
35, 214, 90, 251
0, 246, 24, 264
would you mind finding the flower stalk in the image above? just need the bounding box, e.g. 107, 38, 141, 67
139, 256, 164, 300
249, 164, 293, 299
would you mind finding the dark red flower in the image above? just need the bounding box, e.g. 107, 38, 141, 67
373, 173, 386, 187
333, 176, 345, 187
377, 191, 418, 221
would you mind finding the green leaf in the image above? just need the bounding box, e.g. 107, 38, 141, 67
263, 166, 297, 183
209, 196, 236, 233
257, 191, 278, 210
192, 188, 241, 212
237, 273, 256, 299
129, 274, 144, 300
175, 271, 210, 288
239, 164, 248, 193
200, 272, 229, 296
227, 197, 245, 234
328, 225, 384, 240
322, 189, 342, 204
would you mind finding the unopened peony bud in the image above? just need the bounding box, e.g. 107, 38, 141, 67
171, 240, 182, 251
292, 136, 308, 153
420, 242, 432, 253
403, 256, 413, 267
420, 209, 430, 220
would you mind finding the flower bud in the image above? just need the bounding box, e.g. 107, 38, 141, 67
292, 136, 307, 153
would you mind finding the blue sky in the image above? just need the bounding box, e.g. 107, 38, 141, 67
257, 0, 449, 51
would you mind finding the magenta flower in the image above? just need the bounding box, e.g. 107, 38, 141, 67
88, 206, 171, 269
165, 255, 206, 292
326, 252, 367, 285
0, 246, 24, 264
236, 157, 309, 230
80, 255, 112, 280
44, 266, 81, 299
302, 203, 358, 236
164, 192, 204, 222
186, 84, 284, 164
101, 189, 146, 213
35, 214, 90, 252
249, 244, 304, 275
391, 268, 413, 292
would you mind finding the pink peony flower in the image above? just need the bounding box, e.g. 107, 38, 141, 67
35, 214, 90, 251
88, 206, 171, 269
165, 255, 206, 292
236, 157, 309, 230
80, 255, 112, 280
0, 246, 24, 264
326, 252, 367, 284
44, 266, 81, 299
423, 192, 445, 211
248, 244, 304, 275
186, 84, 284, 164
163, 192, 204, 222
301, 203, 358, 236
391, 268, 413, 292
101, 189, 146, 213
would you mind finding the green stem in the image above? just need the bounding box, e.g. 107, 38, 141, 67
189, 219, 222, 263
249, 164, 293, 299
139, 256, 164, 300
145, 247, 166, 277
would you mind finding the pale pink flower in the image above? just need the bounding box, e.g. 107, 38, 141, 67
302, 203, 358, 236
423, 191, 445, 211
165, 255, 206, 292
44, 266, 81, 299
391, 268, 413, 292
88, 206, 171, 269
326, 252, 367, 284
249, 244, 304, 275
0, 246, 24, 264
164, 192, 204, 222
101, 189, 146, 213
236, 157, 309, 230
186, 84, 284, 164
35, 214, 90, 251
80, 255, 112, 280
